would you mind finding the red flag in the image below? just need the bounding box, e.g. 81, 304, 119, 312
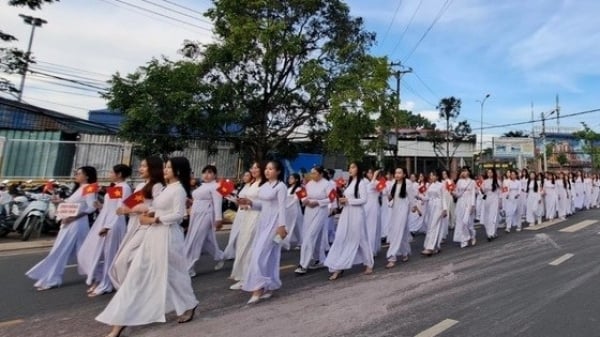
43, 181, 54, 193
82, 182, 99, 196
123, 190, 144, 208
446, 181, 455, 192
418, 184, 427, 194
295, 187, 307, 199
216, 179, 235, 197
476, 178, 484, 188
335, 177, 346, 189
107, 186, 123, 199
376, 178, 387, 192
328, 188, 337, 202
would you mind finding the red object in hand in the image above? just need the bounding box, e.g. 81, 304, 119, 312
335, 177, 346, 189
295, 187, 307, 199
376, 178, 387, 192
328, 188, 337, 202
476, 178, 484, 188
106, 186, 123, 199
446, 181, 455, 192
418, 184, 427, 194
123, 190, 144, 208
82, 182, 99, 196
216, 179, 235, 197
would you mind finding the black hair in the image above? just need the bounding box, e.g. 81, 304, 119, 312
267, 160, 284, 182
169, 156, 192, 198
252, 161, 268, 186
390, 168, 407, 199
313, 166, 326, 178
430, 170, 443, 183
289, 173, 302, 194
490, 168, 499, 192
347, 163, 363, 199
73, 166, 98, 193
527, 171, 540, 193
142, 156, 165, 199
202, 165, 218, 175
113, 164, 132, 179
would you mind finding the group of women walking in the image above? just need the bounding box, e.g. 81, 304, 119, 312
24, 157, 598, 337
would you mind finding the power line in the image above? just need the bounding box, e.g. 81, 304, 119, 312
27, 75, 105, 93
412, 70, 439, 99
389, 0, 423, 57
137, 0, 213, 26
403, 0, 453, 62
380, 0, 403, 45
27, 69, 108, 91
27, 85, 102, 98
24, 96, 91, 111
401, 78, 437, 108
29, 65, 108, 85
480, 109, 600, 131
36, 60, 112, 78
161, 0, 206, 16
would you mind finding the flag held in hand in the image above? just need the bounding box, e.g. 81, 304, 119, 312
123, 190, 144, 208
376, 178, 387, 192
418, 184, 427, 194
328, 188, 337, 202
446, 181, 455, 192
335, 177, 346, 189
107, 186, 123, 199
83, 182, 99, 196
217, 179, 235, 197
295, 187, 307, 199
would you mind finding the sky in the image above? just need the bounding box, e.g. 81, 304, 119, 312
1, 0, 600, 148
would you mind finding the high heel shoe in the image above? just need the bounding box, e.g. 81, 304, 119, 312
105, 326, 125, 337
177, 305, 197, 324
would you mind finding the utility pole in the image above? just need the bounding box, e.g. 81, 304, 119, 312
555, 94, 560, 134
541, 109, 557, 172
17, 14, 47, 102
389, 61, 412, 169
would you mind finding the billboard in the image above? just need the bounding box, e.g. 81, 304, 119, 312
492, 137, 535, 158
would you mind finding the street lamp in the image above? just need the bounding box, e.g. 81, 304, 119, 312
476, 93, 490, 172
17, 14, 47, 102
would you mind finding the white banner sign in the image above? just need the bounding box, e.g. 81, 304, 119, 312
56, 202, 80, 219
492, 137, 535, 158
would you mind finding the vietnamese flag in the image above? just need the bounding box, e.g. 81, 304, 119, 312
446, 181, 455, 192
295, 187, 307, 199
335, 177, 346, 189
43, 181, 54, 193
476, 178, 484, 188
418, 184, 427, 194
328, 188, 337, 202
216, 179, 235, 197
107, 186, 123, 199
123, 190, 144, 208
82, 182, 99, 196
376, 178, 387, 192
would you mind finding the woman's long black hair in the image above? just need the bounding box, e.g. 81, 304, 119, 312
142, 156, 165, 199
527, 171, 540, 193
73, 166, 98, 193
289, 173, 301, 195
347, 163, 363, 199
490, 168, 499, 192
390, 168, 407, 199
169, 156, 192, 198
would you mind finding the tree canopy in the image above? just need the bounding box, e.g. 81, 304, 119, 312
573, 122, 600, 169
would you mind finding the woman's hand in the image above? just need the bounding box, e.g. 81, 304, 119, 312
139, 214, 155, 225
99, 228, 109, 237
94, 201, 103, 210
116, 206, 130, 216
276, 226, 288, 239
338, 197, 347, 205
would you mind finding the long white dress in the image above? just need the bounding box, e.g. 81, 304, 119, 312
441, 179, 455, 236
504, 179, 522, 230
223, 184, 250, 260
380, 179, 394, 238
26, 184, 96, 288
363, 179, 381, 255
583, 177, 593, 209
556, 180, 569, 219
452, 178, 476, 245
184, 180, 224, 273
480, 179, 500, 238
77, 181, 132, 295
298, 178, 330, 269
518, 178, 528, 220
543, 179, 558, 220
525, 180, 543, 224
242, 180, 287, 292
283, 185, 303, 249
110, 183, 163, 288
592, 179, 600, 208
573, 178, 584, 210
324, 178, 374, 272
229, 182, 260, 282
422, 181, 448, 251
386, 180, 415, 261
96, 181, 198, 326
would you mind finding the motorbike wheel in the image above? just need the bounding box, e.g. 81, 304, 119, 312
21, 216, 42, 241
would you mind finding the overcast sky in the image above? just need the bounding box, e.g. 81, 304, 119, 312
1, 0, 599, 147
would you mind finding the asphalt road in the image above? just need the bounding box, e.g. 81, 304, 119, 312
1, 209, 600, 337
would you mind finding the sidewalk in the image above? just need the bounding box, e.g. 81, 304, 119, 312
0, 238, 54, 252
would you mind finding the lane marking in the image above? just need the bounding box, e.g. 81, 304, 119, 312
66, 264, 77, 269
415, 319, 459, 337
559, 220, 598, 233
0, 319, 24, 328
549, 253, 574, 266
280, 264, 296, 271
525, 219, 563, 231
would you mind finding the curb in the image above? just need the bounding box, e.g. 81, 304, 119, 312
0, 239, 55, 252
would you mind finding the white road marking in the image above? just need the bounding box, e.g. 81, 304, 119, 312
414, 319, 459, 337
66, 264, 77, 269
549, 253, 574, 266
280, 264, 296, 271
0, 319, 24, 328
559, 220, 598, 233
525, 219, 563, 231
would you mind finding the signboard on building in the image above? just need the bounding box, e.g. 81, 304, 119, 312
492, 137, 535, 158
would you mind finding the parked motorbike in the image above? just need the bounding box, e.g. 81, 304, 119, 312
0, 191, 51, 241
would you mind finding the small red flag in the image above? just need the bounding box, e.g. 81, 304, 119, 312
335, 177, 346, 189
376, 178, 387, 192
82, 182, 99, 196
123, 190, 144, 208
476, 178, 484, 188
107, 186, 123, 199
295, 187, 307, 199
43, 181, 54, 193
418, 184, 427, 194
328, 188, 337, 202
446, 181, 455, 192
216, 179, 235, 197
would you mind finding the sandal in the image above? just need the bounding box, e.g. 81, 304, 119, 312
328, 271, 344, 281
385, 261, 396, 269
177, 305, 197, 324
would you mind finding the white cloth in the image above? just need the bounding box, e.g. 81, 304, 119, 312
480, 179, 500, 237
324, 178, 374, 272
229, 182, 260, 281
223, 184, 251, 260
184, 181, 224, 272
283, 185, 303, 249
26, 185, 96, 288
556, 180, 569, 219
573, 178, 584, 210
96, 181, 198, 326
77, 181, 132, 294
422, 181, 448, 250
298, 178, 330, 268
380, 180, 394, 238
526, 180, 543, 224
386, 180, 414, 261
504, 179, 522, 229
242, 180, 287, 292
452, 179, 476, 244
543, 179, 558, 220
363, 179, 381, 255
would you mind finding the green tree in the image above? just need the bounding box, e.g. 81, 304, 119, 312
573, 122, 600, 169
105, 59, 209, 158
503, 130, 528, 137
1, 0, 57, 95
430, 96, 473, 170
180, 0, 375, 162
556, 152, 568, 168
